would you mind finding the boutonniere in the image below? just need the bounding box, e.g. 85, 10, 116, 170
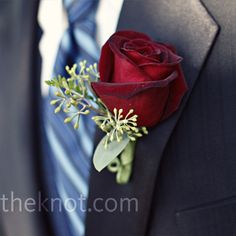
46, 31, 188, 184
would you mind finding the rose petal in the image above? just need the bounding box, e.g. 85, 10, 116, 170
92, 71, 180, 127
109, 37, 151, 83
161, 66, 188, 120
92, 71, 178, 98
99, 41, 114, 82
122, 49, 161, 65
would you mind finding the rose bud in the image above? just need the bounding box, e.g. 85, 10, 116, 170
92, 31, 188, 127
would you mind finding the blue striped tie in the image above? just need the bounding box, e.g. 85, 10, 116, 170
43, 0, 99, 235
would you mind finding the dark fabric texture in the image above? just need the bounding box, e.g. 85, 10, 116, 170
85, 0, 236, 235
176, 197, 236, 236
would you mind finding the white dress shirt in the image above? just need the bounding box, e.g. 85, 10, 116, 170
38, 0, 124, 96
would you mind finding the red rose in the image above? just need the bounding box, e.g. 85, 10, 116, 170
92, 31, 188, 127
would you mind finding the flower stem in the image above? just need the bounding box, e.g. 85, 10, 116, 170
89, 105, 106, 116
107, 141, 136, 184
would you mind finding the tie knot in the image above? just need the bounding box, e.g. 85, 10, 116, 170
64, 0, 99, 25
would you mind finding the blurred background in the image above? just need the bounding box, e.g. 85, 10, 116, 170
0, 1, 48, 235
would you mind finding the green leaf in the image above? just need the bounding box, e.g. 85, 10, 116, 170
93, 136, 129, 172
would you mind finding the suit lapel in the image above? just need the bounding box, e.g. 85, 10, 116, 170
85, 0, 219, 235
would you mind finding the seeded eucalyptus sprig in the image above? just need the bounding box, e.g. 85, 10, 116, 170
46, 62, 148, 184
92, 108, 148, 149
46, 61, 106, 129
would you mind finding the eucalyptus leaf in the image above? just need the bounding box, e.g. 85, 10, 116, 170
93, 136, 129, 172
